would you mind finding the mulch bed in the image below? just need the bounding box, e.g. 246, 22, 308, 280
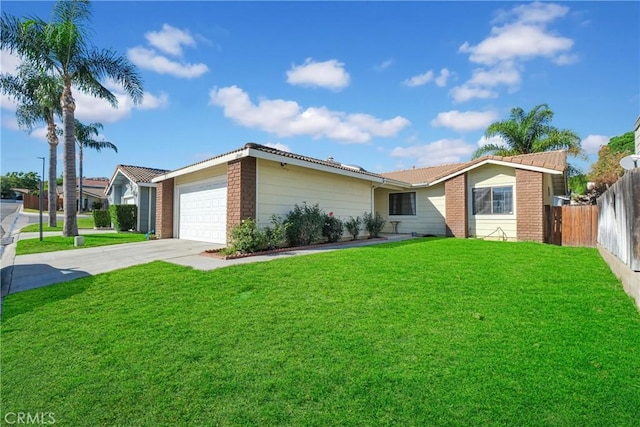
200, 237, 388, 260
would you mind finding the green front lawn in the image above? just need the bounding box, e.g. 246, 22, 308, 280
15, 233, 146, 255
2, 239, 639, 426
21, 216, 95, 232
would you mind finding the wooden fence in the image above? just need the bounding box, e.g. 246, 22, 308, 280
597, 169, 640, 271
22, 193, 63, 211
548, 205, 598, 247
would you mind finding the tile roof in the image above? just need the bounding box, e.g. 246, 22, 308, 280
380, 150, 567, 185
81, 178, 109, 188
116, 165, 170, 183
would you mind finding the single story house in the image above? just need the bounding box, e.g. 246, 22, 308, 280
151, 143, 568, 245
76, 178, 109, 211
105, 165, 169, 233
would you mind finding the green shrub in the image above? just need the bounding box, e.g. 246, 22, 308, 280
285, 202, 325, 246
229, 219, 267, 253
93, 210, 111, 228
344, 216, 361, 240
264, 215, 288, 250
109, 205, 137, 232
91, 200, 103, 210
322, 214, 343, 243
363, 211, 386, 238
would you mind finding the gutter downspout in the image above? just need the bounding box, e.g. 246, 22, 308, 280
370, 178, 386, 214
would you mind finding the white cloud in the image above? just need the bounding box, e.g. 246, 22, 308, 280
209, 85, 410, 143
431, 110, 498, 132
553, 53, 580, 65
454, 2, 576, 103
450, 84, 497, 103
468, 63, 521, 88
128, 46, 208, 78
477, 135, 507, 147
494, 2, 569, 25
402, 70, 434, 87
374, 59, 394, 71
435, 68, 451, 87
286, 58, 350, 91
581, 134, 609, 154
390, 139, 475, 167
74, 81, 168, 123
145, 24, 195, 56
459, 24, 573, 65
1, 49, 21, 74
264, 142, 291, 152
1, 114, 19, 130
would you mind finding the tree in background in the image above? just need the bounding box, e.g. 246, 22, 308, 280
75, 120, 117, 212
0, 66, 63, 227
0, 172, 40, 198
473, 104, 582, 159
588, 132, 634, 191
1, 0, 143, 236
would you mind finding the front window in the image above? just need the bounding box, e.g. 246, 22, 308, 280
389, 192, 416, 216
472, 186, 513, 215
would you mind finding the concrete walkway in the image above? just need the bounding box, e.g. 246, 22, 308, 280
1, 208, 413, 299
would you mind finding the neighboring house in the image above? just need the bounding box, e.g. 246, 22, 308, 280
77, 178, 109, 211
151, 143, 568, 245
105, 165, 169, 233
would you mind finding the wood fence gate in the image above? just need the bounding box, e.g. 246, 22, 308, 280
547, 205, 598, 247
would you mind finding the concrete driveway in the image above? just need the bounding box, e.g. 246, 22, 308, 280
2, 239, 218, 296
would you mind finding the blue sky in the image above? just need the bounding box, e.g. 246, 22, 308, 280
1, 1, 638, 180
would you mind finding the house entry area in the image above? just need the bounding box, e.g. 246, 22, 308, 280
177, 178, 227, 244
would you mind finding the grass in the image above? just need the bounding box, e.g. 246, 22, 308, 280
2, 238, 639, 426
21, 216, 95, 232
15, 233, 147, 255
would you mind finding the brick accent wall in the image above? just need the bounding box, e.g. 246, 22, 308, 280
226, 157, 257, 238
516, 169, 544, 242
155, 178, 174, 239
445, 173, 468, 237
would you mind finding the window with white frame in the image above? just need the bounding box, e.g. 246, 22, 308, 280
472, 186, 513, 215
389, 192, 416, 216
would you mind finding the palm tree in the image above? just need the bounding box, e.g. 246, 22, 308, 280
0, 65, 63, 227
472, 104, 582, 159
1, 0, 143, 236
74, 120, 117, 212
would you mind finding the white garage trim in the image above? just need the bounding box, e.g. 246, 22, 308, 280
174, 176, 227, 244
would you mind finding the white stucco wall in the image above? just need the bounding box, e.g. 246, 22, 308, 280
467, 164, 517, 240
255, 159, 373, 226
374, 186, 446, 235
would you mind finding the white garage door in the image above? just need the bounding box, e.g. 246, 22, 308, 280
178, 178, 227, 244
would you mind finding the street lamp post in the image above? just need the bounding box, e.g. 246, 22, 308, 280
37, 156, 45, 241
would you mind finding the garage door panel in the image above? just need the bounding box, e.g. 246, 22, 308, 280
178, 179, 227, 244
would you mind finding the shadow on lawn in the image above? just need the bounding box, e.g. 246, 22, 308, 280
1, 264, 93, 320
365, 236, 449, 249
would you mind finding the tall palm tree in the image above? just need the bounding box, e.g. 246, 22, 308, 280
74, 120, 117, 212
472, 104, 582, 159
1, 0, 143, 236
0, 65, 63, 227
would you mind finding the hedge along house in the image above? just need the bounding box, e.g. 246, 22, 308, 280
151, 143, 568, 245
105, 165, 170, 233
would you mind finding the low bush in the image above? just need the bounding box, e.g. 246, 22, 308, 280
229, 219, 267, 253
322, 214, 343, 243
363, 211, 386, 238
108, 205, 137, 232
91, 201, 103, 210
344, 216, 361, 240
264, 215, 288, 250
285, 203, 325, 246
92, 210, 111, 228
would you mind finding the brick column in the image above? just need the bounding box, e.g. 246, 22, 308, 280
445, 173, 468, 237
516, 169, 544, 242
226, 157, 257, 239
155, 178, 174, 239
